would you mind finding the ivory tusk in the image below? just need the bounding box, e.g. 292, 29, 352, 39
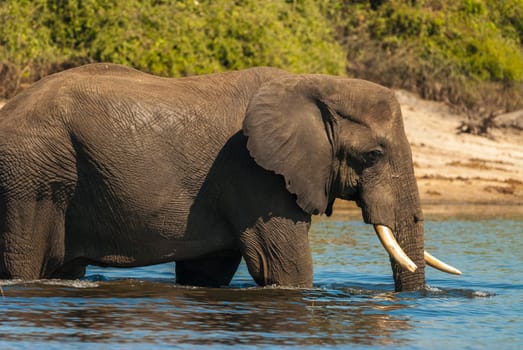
424, 251, 462, 275
374, 225, 418, 273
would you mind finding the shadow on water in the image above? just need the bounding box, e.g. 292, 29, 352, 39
0, 277, 494, 348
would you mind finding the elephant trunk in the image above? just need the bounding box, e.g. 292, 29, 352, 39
389, 205, 426, 292
359, 144, 461, 290
359, 155, 426, 292
384, 154, 462, 290
388, 169, 426, 292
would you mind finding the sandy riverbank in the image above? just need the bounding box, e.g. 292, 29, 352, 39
2, 89, 522, 212
397, 90, 523, 206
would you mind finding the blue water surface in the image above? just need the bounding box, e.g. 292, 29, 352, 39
0, 206, 521, 349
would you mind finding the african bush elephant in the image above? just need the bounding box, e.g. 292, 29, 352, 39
0, 63, 459, 291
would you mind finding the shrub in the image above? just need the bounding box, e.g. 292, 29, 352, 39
328, 0, 523, 114
0, 0, 346, 98
2, 0, 522, 121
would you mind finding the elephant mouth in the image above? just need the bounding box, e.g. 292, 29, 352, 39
374, 225, 462, 275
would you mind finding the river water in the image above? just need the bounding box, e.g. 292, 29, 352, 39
0, 205, 521, 349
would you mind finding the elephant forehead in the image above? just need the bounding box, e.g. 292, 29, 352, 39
309, 78, 397, 119
333, 97, 398, 133
320, 77, 392, 99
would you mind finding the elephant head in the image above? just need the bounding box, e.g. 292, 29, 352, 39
243, 75, 460, 292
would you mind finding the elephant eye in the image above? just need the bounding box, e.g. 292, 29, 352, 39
363, 148, 383, 165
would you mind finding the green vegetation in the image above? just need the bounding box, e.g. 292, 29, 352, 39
1, 0, 522, 118
328, 0, 523, 114
0, 0, 345, 97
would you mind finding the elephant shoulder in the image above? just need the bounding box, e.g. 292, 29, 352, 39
247, 66, 289, 82
63, 63, 144, 78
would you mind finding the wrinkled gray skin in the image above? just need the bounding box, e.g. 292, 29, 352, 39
0, 64, 425, 291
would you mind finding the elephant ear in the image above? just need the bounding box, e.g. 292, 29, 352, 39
243, 76, 334, 215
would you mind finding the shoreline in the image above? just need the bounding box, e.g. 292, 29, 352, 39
397, 90, 523, 208
333, 200, 523, 219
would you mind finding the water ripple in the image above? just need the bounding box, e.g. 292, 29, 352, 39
0, 216, 521, 349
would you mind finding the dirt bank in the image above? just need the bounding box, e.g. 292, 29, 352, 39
397, 90, 523, 206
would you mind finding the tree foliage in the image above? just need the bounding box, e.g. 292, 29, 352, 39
0, 0, 345, 97
1, 0, 522, 115
329, 0, 523, 112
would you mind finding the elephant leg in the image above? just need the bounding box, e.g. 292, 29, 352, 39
0, 199, 66, 279
175, 251, 242, 287
240, 217, 313, 288
50, 260, 87, 279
